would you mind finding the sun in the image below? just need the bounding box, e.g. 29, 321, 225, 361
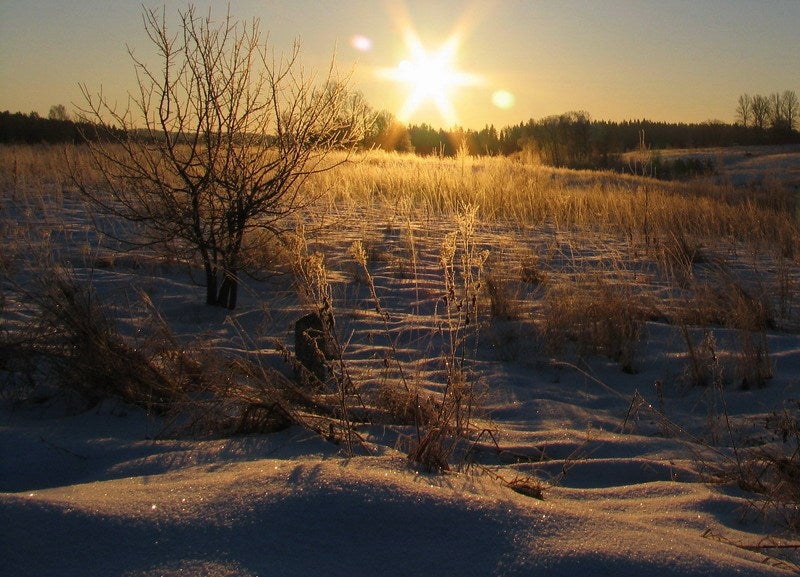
379, 30, 481, 126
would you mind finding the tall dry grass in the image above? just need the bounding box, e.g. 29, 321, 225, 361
3, 144, 800, 478
311, 150, 800, 256
4, 144, 797, 257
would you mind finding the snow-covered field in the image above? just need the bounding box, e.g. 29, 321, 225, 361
2, 149, 800, 576
648, 144, 800, 190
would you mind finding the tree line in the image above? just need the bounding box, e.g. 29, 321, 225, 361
4, 92, 798, 172
385, 102, 799, 168
0, 106, 125, 144
364, 89, 800, 167
736, 91, 799, 133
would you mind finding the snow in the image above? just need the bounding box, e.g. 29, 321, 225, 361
2, 411, 796, 576
2, 152, 800, 576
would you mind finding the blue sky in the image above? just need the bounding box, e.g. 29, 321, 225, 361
1, 0, 798, 129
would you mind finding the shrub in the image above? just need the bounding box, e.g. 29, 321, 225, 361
3, 267, 183, 410
484, 268, 524, 320
738, 401, 800, 531
543, 275, 650, 373
0, 268, 309, 438
76, 5, 368, 309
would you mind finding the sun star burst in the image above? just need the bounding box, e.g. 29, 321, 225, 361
379, 30, 480, 126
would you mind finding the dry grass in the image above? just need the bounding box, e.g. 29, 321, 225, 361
311, 150, 800, 255
1, 267, 184, 410
0, 265, 314, 437
542, 274, 654, 373
3, 144, 800, 482
680, 327, 724, 389
4, 144, 798, 254
483, 250, 528, 321
712, 399, 800, 533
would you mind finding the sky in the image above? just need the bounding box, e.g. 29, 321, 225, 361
1, 0, 799, 130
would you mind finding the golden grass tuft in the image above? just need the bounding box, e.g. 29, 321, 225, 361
542, 274, 654, 373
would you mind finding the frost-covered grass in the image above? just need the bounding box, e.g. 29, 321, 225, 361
2, 144, 800, 576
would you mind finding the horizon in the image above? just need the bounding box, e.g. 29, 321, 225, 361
5, 104, 795, 135
1, 1, 799, 130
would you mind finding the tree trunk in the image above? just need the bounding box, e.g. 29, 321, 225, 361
203, 261, 238, 309
205, 265, 218, 306
216, 270, 238, 310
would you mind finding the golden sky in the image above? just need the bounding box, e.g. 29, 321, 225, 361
1, 0, 798, 129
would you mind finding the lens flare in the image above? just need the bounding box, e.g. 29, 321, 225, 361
350, 35, 373, 52
491, 90, 515, 109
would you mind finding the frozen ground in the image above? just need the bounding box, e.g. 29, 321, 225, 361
2, 163, 800, 576
652, 144, 800, 190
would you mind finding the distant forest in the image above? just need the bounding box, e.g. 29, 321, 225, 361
3, 90, 798, 175
0, 108, 124, 144
399, 115, 800, 157
382, 90, 800, 167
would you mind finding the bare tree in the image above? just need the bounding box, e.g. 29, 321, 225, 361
781, 90, 799, 131
48, 104, 70, 121
769, 92, 785, 130
76, 5, 368, 309
735, 93, 751, 127
750, 94, 771, 130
